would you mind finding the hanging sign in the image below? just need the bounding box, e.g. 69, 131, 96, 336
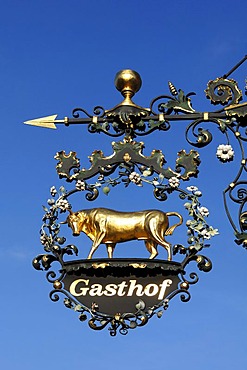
29, 61, 247, 335
61, 259, 183, 315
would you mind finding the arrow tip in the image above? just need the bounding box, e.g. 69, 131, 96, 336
23, 114, 58, 129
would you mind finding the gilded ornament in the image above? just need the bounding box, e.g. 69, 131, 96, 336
129, 263, 147, 269
180, 282, 189, 290
92, 263, 110, 269
61, 207, 183, 261
123, 152, 131, 162
53, 281, 62, 290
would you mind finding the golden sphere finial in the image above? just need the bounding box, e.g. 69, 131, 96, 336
114, 69, 142, 98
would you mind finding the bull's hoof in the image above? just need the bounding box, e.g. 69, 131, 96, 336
149, 255, 158, 259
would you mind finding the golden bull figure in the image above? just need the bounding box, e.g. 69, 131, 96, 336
61, 208, 183, 260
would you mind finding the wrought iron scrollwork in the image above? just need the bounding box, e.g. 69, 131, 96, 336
30, 56, 246, 335
48, 283, 192, 336
33, 161, 217, 334
205, 77, 242, 106
54, 140, 200, 188
44, 57, 247, 249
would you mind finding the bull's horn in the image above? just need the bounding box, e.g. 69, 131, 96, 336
60, 208, 73, 223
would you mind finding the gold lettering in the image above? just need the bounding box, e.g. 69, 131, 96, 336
158, 279, 172, 300
127, 280, 144, 296
69, 278, 173, 300
89, 284, 104, 296
103, 284, 118, 296
69, 279, 89, 297
117, 281, 128, 296
144, 283, 159, 296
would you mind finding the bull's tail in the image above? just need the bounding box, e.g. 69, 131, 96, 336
165, 212, 183, 236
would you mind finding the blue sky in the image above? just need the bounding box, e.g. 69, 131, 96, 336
1, 1, 246, 369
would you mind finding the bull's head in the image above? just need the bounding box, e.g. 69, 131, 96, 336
60, 209, 83, 236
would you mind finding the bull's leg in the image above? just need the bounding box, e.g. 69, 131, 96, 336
145, 240, 158, 259
106, 243, 116, 258
163, 241, 172, 261
87, 218, 108, 259
87, 231, 106, 259
151, 235, 172, 260
148, 218, 172, 261
155, 238, 172, 261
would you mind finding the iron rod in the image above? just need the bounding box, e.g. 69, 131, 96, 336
223, 55, 247, 79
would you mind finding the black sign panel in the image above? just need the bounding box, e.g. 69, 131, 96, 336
62, 259, 183, 315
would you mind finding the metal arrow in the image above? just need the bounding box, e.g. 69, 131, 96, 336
23, 114, 99, 129
23, 114, 63, 129
23, 105, 246, 131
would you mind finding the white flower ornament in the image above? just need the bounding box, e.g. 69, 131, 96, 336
169, 176, 180, 188
129, 172, 142, 186
50, 186, 57, 197
216, 144, 234, 162
56, 198, 70, 212
198, 206, 209, 217
76, 180, 86, 191
187, 186, 198, 192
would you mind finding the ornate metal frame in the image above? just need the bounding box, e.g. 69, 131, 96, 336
34, 179, 213, 335
28, 56, 247, 335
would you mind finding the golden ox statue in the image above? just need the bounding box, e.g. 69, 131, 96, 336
61, 208, 183, 260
